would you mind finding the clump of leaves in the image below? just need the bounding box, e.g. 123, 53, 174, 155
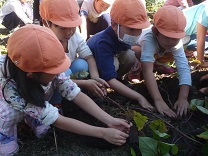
190, 97, 208, 156
190, 97, 208, 115
70, 70, 89, 79
146, 0, 165, 20
129, 110, 178, 156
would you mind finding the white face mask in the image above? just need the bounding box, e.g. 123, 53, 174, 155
45, 20, 50, 28
117, 24, 140, 46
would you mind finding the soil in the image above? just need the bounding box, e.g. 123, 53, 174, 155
1, 27, 208, 156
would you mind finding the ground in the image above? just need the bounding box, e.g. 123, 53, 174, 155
1, 26, 208, 156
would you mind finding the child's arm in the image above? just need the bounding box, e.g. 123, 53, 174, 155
196, 22, 208, 67
53, 91, 130, 145
72, 92, 124, 126
142, 62, 177, 118
107, 78, 155, 112
53, 114, 129, 145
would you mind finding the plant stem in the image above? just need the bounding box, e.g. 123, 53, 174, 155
128, 106, 204, 145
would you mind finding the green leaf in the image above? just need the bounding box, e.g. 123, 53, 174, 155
163, 153, 170, 156
197, 130, 208, 140
149, 119, 167, 133
158, 142, 171, 155
158, 142, 178, 155
205, 96, 208, 109
130, 148, 136, 156
133, 111, 148, 131
190, 99, 204, 110
70, 70, 89, 79
79, 70, 89, 79
139, 137, 158, 156
70, 72, 79, 79
201, 142, 208, 156
153, 130, 170, 140
196, 106, 208, 115
171, 144, 179, 155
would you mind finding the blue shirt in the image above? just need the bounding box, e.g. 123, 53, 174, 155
87, 26, 130, 81
183, 1, 208, 35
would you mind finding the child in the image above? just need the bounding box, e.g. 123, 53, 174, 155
40, 0, 109, 98
80, 0, 113, 40
0, 25, 130, 155
183, 1, 208, 67
164, 0, 194, 9
87, 0, 155, 112
0, 0, 33, 31
33, 0, 42, 25
136, 6, 191, 118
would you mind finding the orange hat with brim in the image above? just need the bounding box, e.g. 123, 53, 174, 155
7, 24, 71, 74
40, 0, 82, 28
110, 0, 150, 29
153, 6, 186, 39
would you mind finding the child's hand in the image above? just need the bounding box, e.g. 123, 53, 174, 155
102, 128, 129, 146
173, 99, 189, 118
107, 118, 131, 133
154, 100, 177, 118
85, 79, 108, 98
137, 95, 155, 112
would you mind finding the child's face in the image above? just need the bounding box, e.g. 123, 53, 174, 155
50, 23, 76, 43
157, 33, 180, 50
94, 0, 110, 14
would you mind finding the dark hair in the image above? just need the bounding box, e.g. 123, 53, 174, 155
3, 55, 46, 107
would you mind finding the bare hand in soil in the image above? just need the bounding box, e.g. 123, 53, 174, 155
107, 118, 131, 133
155, 100, 177, 118
137, 96, 155, 112
102, 128, 129, 146
173, 99, 189, 118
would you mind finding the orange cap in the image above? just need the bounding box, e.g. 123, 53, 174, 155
153, 6, 186, 39
7, 24, 71, 74
110, 0, 150, 29
40, 0, 82, 27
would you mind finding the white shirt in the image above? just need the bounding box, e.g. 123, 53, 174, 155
66, 31, 93, 62
0, 0, 33, 24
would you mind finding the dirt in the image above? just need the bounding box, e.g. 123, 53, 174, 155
13, 70, 208, 156
1, 27, 208, 156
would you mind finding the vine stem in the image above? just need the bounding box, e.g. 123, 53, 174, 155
104, 96, 203, 145
128, 106, 204, 145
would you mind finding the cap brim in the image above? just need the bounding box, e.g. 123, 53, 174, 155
53, 17, 82, 28
45, 54, 71, 74
128, 20, 151, 29
159, 29, 185, 39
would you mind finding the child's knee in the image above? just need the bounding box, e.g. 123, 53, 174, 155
70, 58, 89, 74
